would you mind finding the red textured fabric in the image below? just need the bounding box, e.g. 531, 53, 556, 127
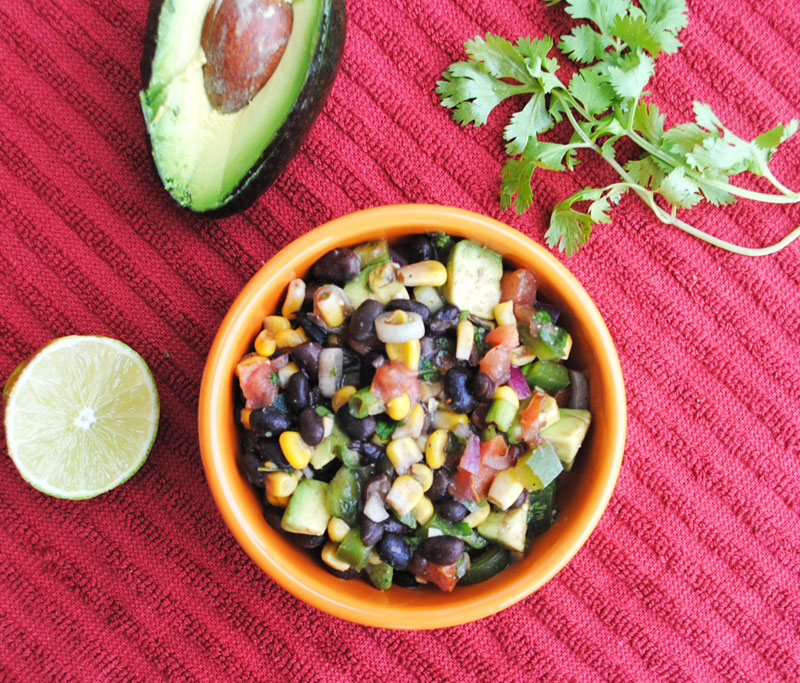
2, 0, 800, 680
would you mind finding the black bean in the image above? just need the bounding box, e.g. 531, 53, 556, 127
349, 300, 384, 342
311, 458, 340, 483
360, 518, 384, 547
434, 351, 457, 374
407, 553, 429, 576
257, 439, 292, 471
428, 469, 452, 502
378, 533, 411, 569
472, 372, 495, 400
444, 366, 477, 413
470, 401, 491, 432
239, 449, 265, 488
389, 247, 408, 267
250, 407, 291, 435
437, 499, 468, 522
360, 351, 385, 386
336, 405, 376, 441
364, 472, 392, 502
386, 299, 430, 323
290, 342, 323, 381
428, 304, 459, 333
325, 566, 361, 580
383, 517, 413, 535
286, 372, 310, 413
405, 235, 434, 262
298, 408, 325, 446
508, 489, 528, 510
311, 247, 361, 283
351, 441, 385, 466
289, 532, 326, 549
568, 369, 590, 410
420, 536, 465, 566
420, 336, 436, 358
341, 346, 361, 372
263, 505, 283, 531
293, 311, 328, 345
392, 570, 419, 587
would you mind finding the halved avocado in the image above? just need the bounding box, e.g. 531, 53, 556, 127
140, 0, 346, 215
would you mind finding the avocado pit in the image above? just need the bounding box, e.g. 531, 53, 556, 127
201, 0, 293, 113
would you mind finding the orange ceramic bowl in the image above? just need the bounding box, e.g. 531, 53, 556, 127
199, 204, 626, 629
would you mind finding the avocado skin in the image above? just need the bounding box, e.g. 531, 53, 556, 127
140, 0, 347, 217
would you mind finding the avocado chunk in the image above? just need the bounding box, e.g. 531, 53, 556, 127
513, 442, 563, 491
140, 0, 346, 214
281, 478, 330, 535
540, 409, 591, 470
443, 240, 503, 319
477, 502, 529, 553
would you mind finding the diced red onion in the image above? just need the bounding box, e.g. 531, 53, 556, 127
458, 435, 481, 474
271, 353, 290, 370
364, 493, 389, 522
374, 311, 425, 343
508, 366, 531, 399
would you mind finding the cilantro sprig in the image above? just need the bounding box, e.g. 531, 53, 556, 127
437, 0, 800, 256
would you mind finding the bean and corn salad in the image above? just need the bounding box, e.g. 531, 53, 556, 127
236, 234, 591, 592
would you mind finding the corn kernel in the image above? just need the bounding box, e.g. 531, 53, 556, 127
332, 385, 357, 413
279, 431, 312, 469
321, 541, 351, 572
464, 501, 490, 528
265, 471, 300, 499
431, 410, 469, 430
277, 361, 299, 387
455, 319, 474, 361
410, 463, 433, 492
425, 429, 449, 469
494, 300, 516, 327
315, 287, 347, 328
240, 408, 253, 430
386, 436, 423, 475
386, 475, 424, 516
493, 385, 520, 410
254, 330, 277, 357
263, 315, 291, 336
266, 491, 291, 507
368, 551, 383, 566
560, 333, 573, 360
327, 517, 350, 543
487, 469, 525, 510
321, 414, 334, 440
420, 380, 443, 402
413, 496, 434, 525
510, 345, 536, 367
282, 279, 305, 319
386, 339, 421, 371
398, 260, 448, 287
386, 392, 411, 421
275, 328, 307, 349
392, 403, 425, 440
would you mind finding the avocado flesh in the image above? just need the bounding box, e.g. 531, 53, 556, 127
140, 0, 324, 212
540, 409, 591, 470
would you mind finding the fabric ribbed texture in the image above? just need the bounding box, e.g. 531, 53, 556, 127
2, 0, 799, 680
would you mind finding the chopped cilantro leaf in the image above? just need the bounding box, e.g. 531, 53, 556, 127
375, 419, 397, 441
419, 357, 441, 382
270, 372, 280, 385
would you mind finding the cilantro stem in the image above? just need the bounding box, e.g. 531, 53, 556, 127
556, 93, 800, 256
625, 128, 800, 204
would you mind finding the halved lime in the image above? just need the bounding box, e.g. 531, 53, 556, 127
3, 336, 159, 499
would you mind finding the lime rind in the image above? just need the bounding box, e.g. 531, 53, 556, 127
4, 336, 159, 499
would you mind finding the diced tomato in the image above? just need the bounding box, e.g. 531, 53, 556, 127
514, 305, 535, 327
370, 360, 421, 403
519, 389, 548, 444
485, 324, 519, 350
419, 560, 462, 592
236, 356, 278, 409
479, 346, 511, 386
480, 435, 514, 471
450, 465, 497, 502
501, 269, 537, 307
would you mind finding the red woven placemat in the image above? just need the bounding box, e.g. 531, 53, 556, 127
2, 0, 800, 680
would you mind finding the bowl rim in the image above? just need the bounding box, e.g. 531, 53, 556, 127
198, 204, 626, 629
